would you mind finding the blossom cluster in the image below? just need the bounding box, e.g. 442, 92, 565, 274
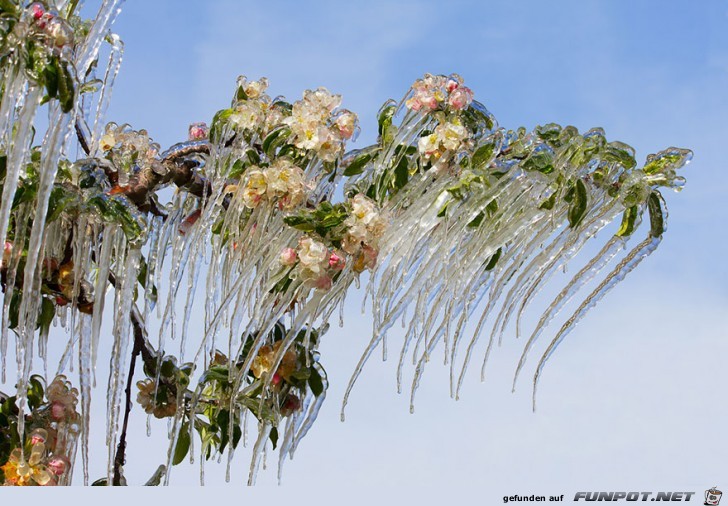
229, 77, 283, 137
280, 236, 345, 291
342, 194, 386, 273
1, 429, 70, 486
241, 158, 308, 210
283, 88, 359, 162
26, 3, 74, 49
405, 74, 474, 113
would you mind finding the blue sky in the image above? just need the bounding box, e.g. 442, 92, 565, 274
52, 0, 728, 498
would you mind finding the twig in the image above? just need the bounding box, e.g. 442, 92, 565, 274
112, 333, 140, 486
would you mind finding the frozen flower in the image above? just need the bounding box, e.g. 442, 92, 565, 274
46, 375, 78, 422
1, 447, 53, 486
136, 379, 177, 419
99, 132, 116, 152
448, 86, 473, 110
315, 129, 343, 162
437, 120, 469, 151
251, 341, 297, 382
297, 237, 328, 273
303, 87, 341, 115
46, 456, 69, 476
353, 244, 379, 273
231, 101, 265, 131
334, 110, 358, 140
243, 77, 269, 99
45, 17, 73, 47
242, 168, 267, 208
265, 159, 306, 208
280, 247, 297, 266
188, 122, 208, 140
328, 252, 345, 271
418, 133, 441, 160
350, 194, 378, 225
342, 194, 386, 258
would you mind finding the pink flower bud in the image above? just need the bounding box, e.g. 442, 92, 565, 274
328, 252, 345, 271
280, 247, 297, 266
50, 401, 66, 421
281, 394, 301, 416
30, 433, 46, 445
178, 208, 201, 235
47, 456, 69, 476
272, 372, 282, 386
30, 3, 44, 20
446, 79, 459, 93
188, 122, 208, 140
2, 241, 11, 267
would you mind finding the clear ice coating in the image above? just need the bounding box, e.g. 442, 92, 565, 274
0, 2, 692, 487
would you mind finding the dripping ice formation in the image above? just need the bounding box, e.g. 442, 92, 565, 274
0, 1, 693, 486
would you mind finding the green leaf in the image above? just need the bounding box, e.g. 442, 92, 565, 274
522, 149, 555, 174
172, 422, 191, 465
229, 159, 245, 179
377, 103, 396, 142
57, 62, 75, 113
485, 248, 502, 271
603, 143, 637, 170
46, 184, 76, 223
37, 297, 54, 336
8, 292, 19, 330
262, 128, 291, 159
209, 109, 234, 144
269, 426, 278, 450
567, 179, 588, 228
616, 205, 640, 237
308, 366, 324, 397
467, 211, 484, 228
393, 154, 409, 190
343, 152, 373, 177
283, 214, 315, 232
538, 192, 558, 210
27, 375, 44, 411
471, 143, 495, 170
43, 57, 59, 99
647, 191, 665, 237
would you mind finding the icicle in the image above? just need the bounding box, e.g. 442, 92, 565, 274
512, 235, 625, 390
105, 246, 141, 482
532, 234, 662, 410
247, 423, 271, 486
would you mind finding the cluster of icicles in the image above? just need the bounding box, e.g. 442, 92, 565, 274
0, 1, 692, 487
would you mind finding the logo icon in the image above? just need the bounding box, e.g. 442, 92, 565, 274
706, 487, 722, 505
